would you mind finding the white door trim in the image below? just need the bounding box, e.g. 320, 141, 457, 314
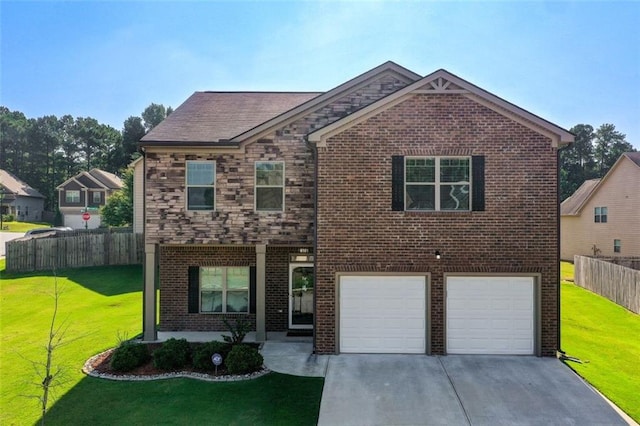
289, 263, 314, 329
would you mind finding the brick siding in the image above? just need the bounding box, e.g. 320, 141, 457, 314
315, 94, 559, 356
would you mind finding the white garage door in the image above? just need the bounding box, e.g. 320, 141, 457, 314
339, 275, 426, 354
446, 276, 535, 355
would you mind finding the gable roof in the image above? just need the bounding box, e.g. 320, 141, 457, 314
308, 69, 575, 147
141, 92, 321, 145
560, 179, 601, 216
140, 61, 422, 147
56, 168, 123, 191
0, 169, 45, 198
560, 152, 640, 216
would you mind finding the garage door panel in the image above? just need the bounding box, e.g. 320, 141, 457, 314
446, 276, 535, 355
340, 275, 426, 354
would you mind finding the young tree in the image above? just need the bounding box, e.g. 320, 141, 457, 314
101, 167, 134, 226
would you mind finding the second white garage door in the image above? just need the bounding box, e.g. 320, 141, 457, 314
339, 275, 426, 354
446, 276, 535, 355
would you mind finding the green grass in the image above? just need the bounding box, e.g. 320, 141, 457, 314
561, 261, 640, 422
0, 221, 51, 233
0, 262, 323, 425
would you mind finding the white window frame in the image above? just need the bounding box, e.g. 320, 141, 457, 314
92, 191, 101, 204
186, 161, 216, 211
66, 190, 80, 203
200, 266, 250, 314
405, 156, 471, 211
254, 161, 285, 212
594, 206, 608, 223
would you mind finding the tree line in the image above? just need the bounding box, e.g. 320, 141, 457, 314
0, 104, 172, 210
560, 123, 636, 201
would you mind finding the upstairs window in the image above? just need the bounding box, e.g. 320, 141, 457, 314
594, 207, 608, 223
66, 190, 80, 203
92, 192, 101, 204
405, 157, 470, 211
186, 161, 215, 210
255, 161, 284, 211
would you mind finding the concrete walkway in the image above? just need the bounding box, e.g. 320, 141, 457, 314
261, 341, 328, 377
318, 355, 630, 426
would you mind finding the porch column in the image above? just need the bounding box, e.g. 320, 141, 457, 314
255, 244, 266, 341
142, 243, 157, 341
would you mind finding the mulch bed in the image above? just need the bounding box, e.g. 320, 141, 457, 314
85, 343, 268, 381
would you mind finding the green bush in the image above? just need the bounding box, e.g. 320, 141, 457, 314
192, 341, 232, 371
152, 338, 191, 370
109, 341, 150, 372
225, 344, 263, 375
2, 214, 14, 223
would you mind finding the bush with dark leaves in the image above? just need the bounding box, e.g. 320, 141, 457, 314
225, 344, 263, 375
110, 341, 150, 372
192, 341, 232, 371
152, 338, 191, 370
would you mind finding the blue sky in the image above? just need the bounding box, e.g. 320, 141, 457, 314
1, 1, 639, 147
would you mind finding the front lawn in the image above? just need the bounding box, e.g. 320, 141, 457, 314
0, 262, 324, 425
0, 220, 50, 233
561, 261, 640, 422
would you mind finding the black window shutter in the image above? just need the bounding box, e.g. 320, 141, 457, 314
472, 156, 485, 211
391, 156, 405, 211
188, 266, 200, 313
249, 266, 257, 314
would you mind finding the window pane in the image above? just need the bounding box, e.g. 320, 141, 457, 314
227, 267, 249, 289
201, 267, 223, 290
406, 185, 435, 210
441, 184, 470, 210
256, 187, 283, 210
201, 291, 222, 312
188, 187, 214, 210
441, 158, 469, 182
406, 158, 435, 183
187, 162, 215, 185
226, 291, 249, 313
256, 162, 283, 185
594, 207, 601, 215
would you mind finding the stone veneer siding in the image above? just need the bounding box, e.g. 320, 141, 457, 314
314, 94, 559, 356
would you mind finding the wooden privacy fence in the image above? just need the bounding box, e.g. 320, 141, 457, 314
5, 232, 144, 273
574, 255, 640, 314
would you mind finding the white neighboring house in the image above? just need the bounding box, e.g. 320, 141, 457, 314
132, 157, 143, 234
56, 168, 123, 229
0, 169, 45, 223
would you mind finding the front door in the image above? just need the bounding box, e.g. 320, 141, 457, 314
289, 263, 314, 329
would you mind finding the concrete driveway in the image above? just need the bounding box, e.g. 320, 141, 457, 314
318, 355, 629, 426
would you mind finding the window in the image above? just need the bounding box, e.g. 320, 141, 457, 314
200, 267, 249, 313
66, 190, 80, 203
614, 239, 621, 253
255, 161, 284, 211
186, 161, 215, 210
405, 157, 470, 211
594, 207, 608, 223
92, 192, 101, 204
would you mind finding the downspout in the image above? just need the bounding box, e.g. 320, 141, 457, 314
556, 142, 571, 356
310, 137, 318, 355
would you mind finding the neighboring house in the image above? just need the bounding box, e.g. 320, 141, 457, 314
139, 62, 574, 357
0, 169, 45, 222
132, 157, 144, 234
56, 168, 123, 229
561, 152, 640, 260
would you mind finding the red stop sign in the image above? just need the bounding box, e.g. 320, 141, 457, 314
82, 212, 91, 221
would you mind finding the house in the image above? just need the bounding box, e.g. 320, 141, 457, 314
56, 168, 123, 229
0, 169, 45, 223
139, 62, 574, 356
561, 152, 640, 260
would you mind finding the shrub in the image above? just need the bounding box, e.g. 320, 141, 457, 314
225, 344, 263, 375
152, 338, 191, 370
110, 341, 150, 372
192, 341, 232, 371
2, 214, 14, 223
222, 317, 251, 345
